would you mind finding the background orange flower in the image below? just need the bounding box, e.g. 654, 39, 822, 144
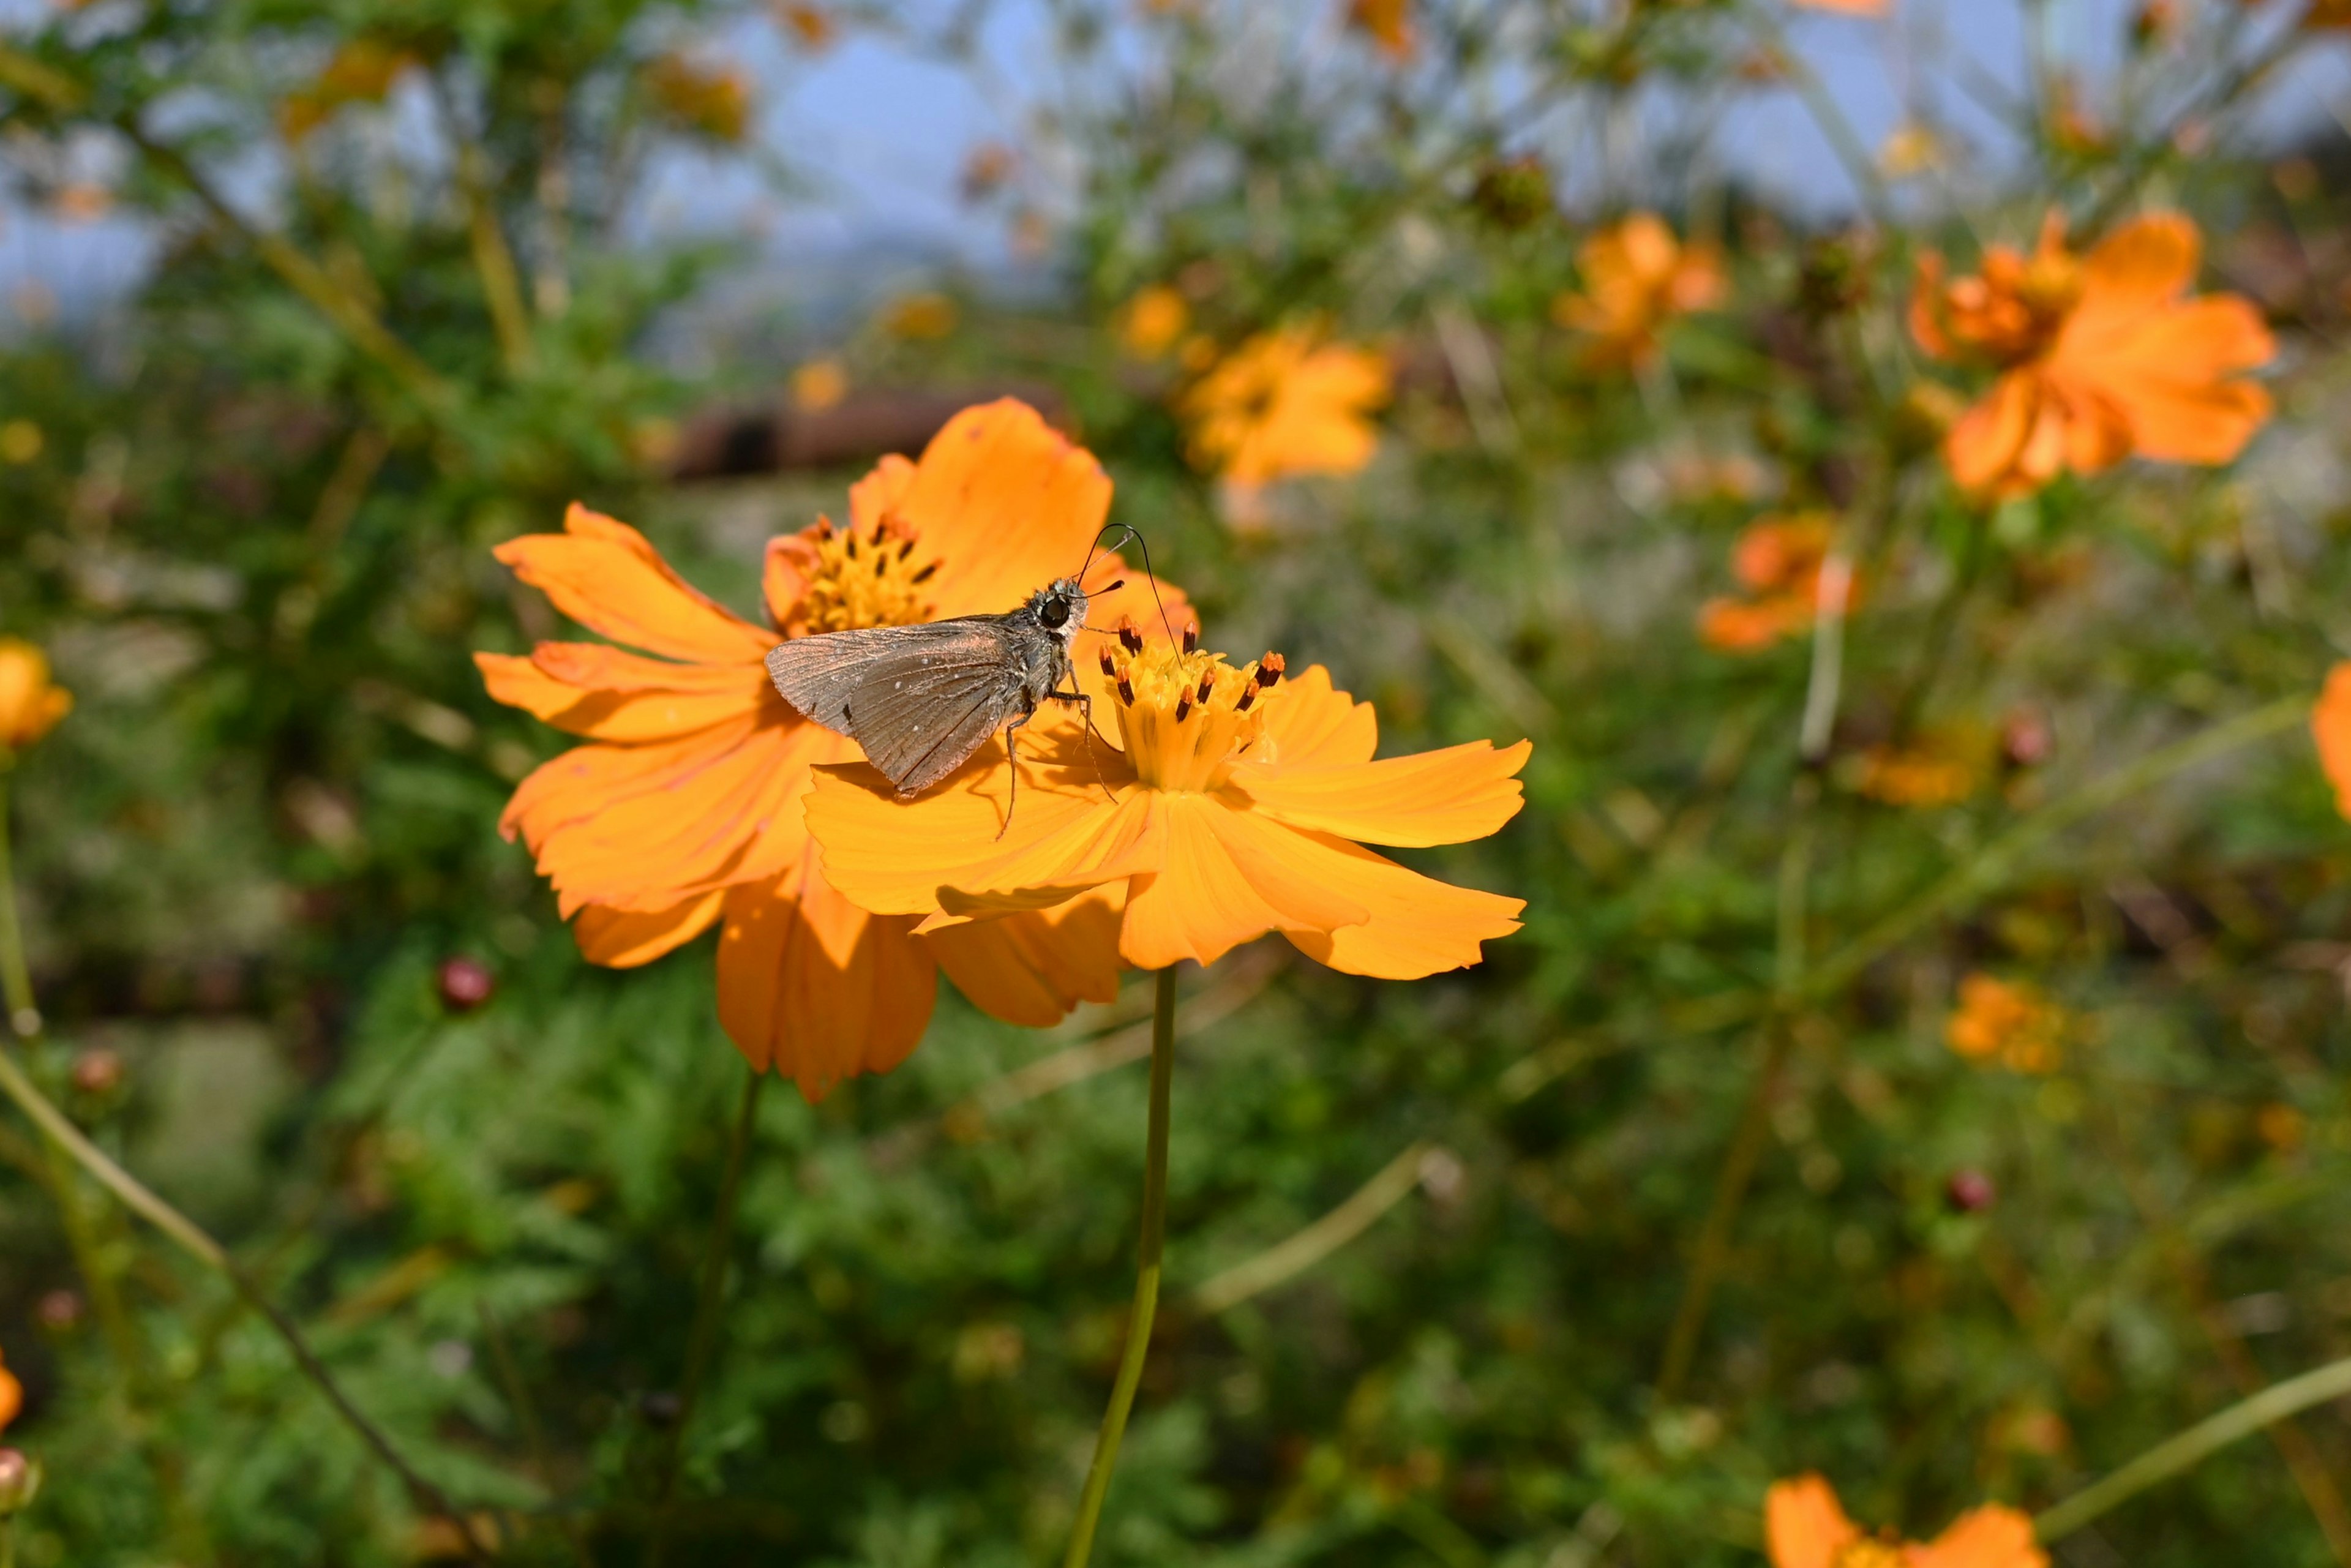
1914, 213, 2273, 496
479, 402, 1179, 1097
0, 639, 72, 753
1179, 326, 1390, 491
1766, 1474, 2045, 1568
1552, 212, 1727, 369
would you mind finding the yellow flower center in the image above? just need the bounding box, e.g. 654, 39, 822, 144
797, 517, 938, 634
1100, 629, 1282, 793
1832, 1539, 1908, 1568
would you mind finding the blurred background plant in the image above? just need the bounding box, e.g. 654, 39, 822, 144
2, 0, 2351, 1564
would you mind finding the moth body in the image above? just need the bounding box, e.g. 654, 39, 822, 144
764, 576, 1093, 800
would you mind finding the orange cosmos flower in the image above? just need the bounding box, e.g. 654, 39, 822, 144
1944, 974, 2067, 1074
1855, 727, 1987, 807
1345, 0, 1415, 60
278, 38, 418, 141
1551, 212, 1727, 370
1767, 1474, 2045, 1568
1697, 512, 1852, 653
0, 1349, 18, 1434
479, 400, 1181, 1097
2312, 662, 2351, 819
804, 632, 1528, 977
1179, 325, 1391, 492
0, 639, 72, 755
1119, 285, 1190, 360
644, 55, 754, 143
1911, 212, 2273, 498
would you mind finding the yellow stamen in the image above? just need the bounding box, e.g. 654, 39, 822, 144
1106, 641, 1273, 792
798, 515, 938, 632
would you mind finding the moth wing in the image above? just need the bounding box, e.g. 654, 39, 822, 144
766, 619, 1026, 796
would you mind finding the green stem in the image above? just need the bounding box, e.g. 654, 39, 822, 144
1805, 695, 2307, 1003
0, 792, 491, 1565
0, 775, 37, 1039
645, 1063, 768, 1566
1063, 966, 1178, 1568
2036, 1356, 2351, 1542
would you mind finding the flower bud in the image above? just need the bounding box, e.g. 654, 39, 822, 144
0, 639, 72, 754
1945, 1169, 1996, 1214
435, 957, 496, 1013
0, 1449, 37, 1515
69, 1048, 122, 1096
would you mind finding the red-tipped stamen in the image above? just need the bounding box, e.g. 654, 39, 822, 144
1257, 652, 1286, 687
1196, 673, 1215, 704
898, 539, 916, 560
1099, 648, 1117, 677
1119, 618, 1144, 655
1117, 677, 1135, 705
1182, 624, 1199, 655
911, 562, 939, 583
1174, 694, 1192, 722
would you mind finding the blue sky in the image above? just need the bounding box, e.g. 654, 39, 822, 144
4, 1, 2345, 326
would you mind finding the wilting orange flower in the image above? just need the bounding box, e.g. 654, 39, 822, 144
645, 55, 754, 143
773, 0, 838, 48
0, 639, 72, 754
1345, 0, 1415, 59
1551, 213, 1727, 369
2251, 0, 2351, 28
1911, 212, 2273, 497
2311, 663, 2351, 819
806, 632, 1528, 977
1768, 1475, 2045, 1568
1698, 513, 1851, 653
880, 292, 959, 340
1945, 974, 2068, 1074
1119, 285, 1190, 360
278, 39, 418, 141
479, 401, 1180, 1097
1179, 325, 1390, 491
790, 358, 848, 413
1856, 729, 1987, 807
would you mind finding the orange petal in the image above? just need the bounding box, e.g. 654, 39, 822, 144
1260, 664, 1379, 768
1946, 372, 2039, 494
1224, 738, 1529, 847
716, 854, 937, 1098
493, 503, 773, 665
1908, 1504, 2046, 1568
477, 649, 771, 741
847, 452, 917, 535
928, 895, 1124, 1026
1764, 1475, 1861, 1568
1226, 820, 1523, 978
0, 1357, 19, 1433
503, 719, 831, 909
875, 400, 1114, 618
763, 533, 815, 631
2312, 663, 2351, 819
1117, 796, 1371, 971
803, 717, 1142, 917
572, 889, 726, 967
2074, 212, 2200, 327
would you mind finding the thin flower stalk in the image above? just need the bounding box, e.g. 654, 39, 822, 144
1062, 966, 1177, 1568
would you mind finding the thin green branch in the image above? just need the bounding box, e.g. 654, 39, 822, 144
2037, 1356, 2351, 1542
1064, 966, 1179, 1568
645, 1063, 769, 1567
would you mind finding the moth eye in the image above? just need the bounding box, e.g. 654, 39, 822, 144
1039, 597, 1071, 629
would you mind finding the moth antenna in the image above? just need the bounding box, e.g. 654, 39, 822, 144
1078, 525, 1178, 648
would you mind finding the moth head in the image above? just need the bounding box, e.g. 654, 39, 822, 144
1030, 577, 1089, 642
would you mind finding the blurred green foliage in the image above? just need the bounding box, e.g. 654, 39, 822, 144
1, 1, 2350, 1565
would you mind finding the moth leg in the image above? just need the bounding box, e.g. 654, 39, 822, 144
1048, 687, 1119, 805
999, 710, 1033, 840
